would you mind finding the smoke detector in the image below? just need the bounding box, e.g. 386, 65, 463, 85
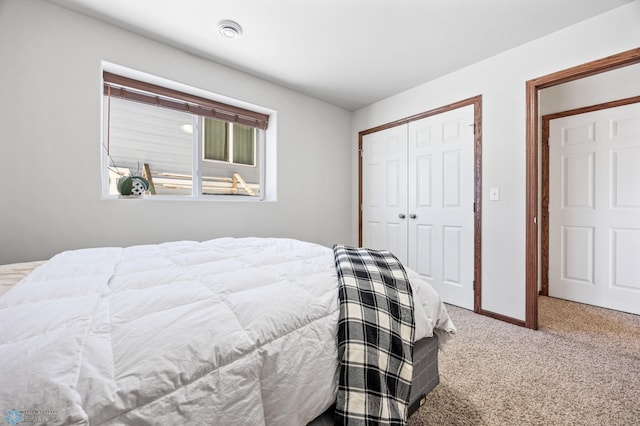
218, 20, 243, 39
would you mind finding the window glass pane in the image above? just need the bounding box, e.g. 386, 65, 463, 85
105, 96, 193, 196
200, 120, 259, 196
232, 124, 255, 166
200, 123, 261, 197
203, 118, 228, 162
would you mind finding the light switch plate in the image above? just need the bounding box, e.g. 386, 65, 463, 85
489, 187, 500, 201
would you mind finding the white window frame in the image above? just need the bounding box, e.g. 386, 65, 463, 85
101, 62, 277, 202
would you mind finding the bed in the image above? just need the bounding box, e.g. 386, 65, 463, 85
0, 237, 455, 425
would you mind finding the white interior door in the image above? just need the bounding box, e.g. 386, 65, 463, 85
549, 102, 640, 315
361, 125, 408, 264
408, 106, 475, 309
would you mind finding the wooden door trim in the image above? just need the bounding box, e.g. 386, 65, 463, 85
358, 95, 483, 313
540, 95, 640, 297
525, 47, 640, 329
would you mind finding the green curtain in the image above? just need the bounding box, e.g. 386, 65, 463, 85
232, 124, 255, 166
204, 118, 227, 161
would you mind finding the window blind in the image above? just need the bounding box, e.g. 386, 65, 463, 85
103, 71, 269, 130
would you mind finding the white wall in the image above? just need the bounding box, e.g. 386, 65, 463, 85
351, 1, 640, 321
0, 0, 352, 264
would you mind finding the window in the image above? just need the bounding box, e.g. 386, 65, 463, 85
102, 70, 271, 199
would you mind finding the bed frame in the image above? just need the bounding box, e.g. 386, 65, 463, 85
308, 334, 439, 424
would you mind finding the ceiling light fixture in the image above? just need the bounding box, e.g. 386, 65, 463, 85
217, 20, 243, 39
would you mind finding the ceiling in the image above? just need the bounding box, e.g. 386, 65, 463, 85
46, 0, 634, 111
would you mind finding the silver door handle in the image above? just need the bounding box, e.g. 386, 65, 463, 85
409, 214, 417, 219
398, 213, 406, 219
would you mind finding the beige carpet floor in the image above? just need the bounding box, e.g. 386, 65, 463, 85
408, 297, 640, 425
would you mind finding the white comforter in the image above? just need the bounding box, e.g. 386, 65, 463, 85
0, 238, 455, 425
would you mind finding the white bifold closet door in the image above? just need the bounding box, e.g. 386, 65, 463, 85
361, 124, 409, 263
549, 102, 640, 315
362, 105, 475, 309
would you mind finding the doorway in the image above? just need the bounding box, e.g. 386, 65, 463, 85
525, 47, 640, 329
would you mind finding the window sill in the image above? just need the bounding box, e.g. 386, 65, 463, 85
101, 194, 271, 202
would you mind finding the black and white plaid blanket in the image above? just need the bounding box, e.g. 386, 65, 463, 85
333, 245, 415, 426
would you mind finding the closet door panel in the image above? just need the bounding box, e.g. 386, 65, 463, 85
362, 125, 408, 264
408, 105, 475, 309
415, 224, 433, 278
